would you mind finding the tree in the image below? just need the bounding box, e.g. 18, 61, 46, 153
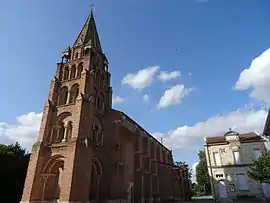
248, 152, 270, 184
196, 150, 211, 195
0, 142, 30, 203
174, 161, 192, 180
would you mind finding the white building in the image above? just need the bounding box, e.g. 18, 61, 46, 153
204, 130, 268, 201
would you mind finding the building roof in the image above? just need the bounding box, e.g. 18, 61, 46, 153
73, 11, 102, 52
112, 109, 172, 153
205, 132, 263, 145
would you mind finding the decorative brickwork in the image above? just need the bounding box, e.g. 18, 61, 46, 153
21, 11, 191, 203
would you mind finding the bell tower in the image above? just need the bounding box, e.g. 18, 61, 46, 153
21, 11, 112, 203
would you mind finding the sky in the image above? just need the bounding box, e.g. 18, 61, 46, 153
1, 0, 270, 182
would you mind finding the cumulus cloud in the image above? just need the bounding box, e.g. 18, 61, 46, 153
0, 112, 42, 152
152, 107, 267, 151
157, 85, 194, 109
143, 94, 149, 103
158, 71, 181, 82
112, 96, 125, 105
234, 48, 270, 103
0, 106, 268, 155
121, 66, 159, 90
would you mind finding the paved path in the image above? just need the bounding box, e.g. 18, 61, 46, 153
176, 197, 269, 203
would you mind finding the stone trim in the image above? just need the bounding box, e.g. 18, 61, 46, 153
210, 163, 253, 168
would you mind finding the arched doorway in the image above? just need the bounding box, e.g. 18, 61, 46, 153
89, 158, 102, 202
41, 156, 65, 201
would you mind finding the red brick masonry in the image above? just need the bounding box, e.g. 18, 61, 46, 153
21, 11, 191, 203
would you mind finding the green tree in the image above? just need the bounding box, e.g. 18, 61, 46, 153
0, 142, 30, 203
174, 161, 192, 180
248, 152, 270, 183
196, 150, 211, 195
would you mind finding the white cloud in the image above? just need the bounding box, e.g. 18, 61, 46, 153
152, 107, 267, 151
121, 66, 159, 90
0, 112, 42, 152
192, 162, 199, 183
235, 48, 270, 103
112, 96, 125, 105
0, 105, 268, 158
143, 94, 149, 103
158, 71, 181, 82
157, 85, 194, 109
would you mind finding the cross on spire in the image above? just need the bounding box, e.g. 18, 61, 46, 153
90, 3, 95, 12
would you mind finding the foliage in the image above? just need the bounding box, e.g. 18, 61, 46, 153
248, 152, 270, 184
32, 141, 41, 153
195, 150, 211, 195
0, 142, 30, 203
174, 161, 192, 180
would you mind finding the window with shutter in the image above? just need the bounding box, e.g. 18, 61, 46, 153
254, 149, 261, 159
233, 151, 241, 165
237, 174, 249, 190
213, 152, 221, 166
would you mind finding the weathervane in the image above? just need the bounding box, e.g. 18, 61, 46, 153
90, 3, 96, 12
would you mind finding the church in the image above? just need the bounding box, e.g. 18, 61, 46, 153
21, 11, 191, 203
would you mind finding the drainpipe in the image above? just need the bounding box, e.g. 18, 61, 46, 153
205, 142, 217, 201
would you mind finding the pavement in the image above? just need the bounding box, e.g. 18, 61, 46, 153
180, 196, 270, 203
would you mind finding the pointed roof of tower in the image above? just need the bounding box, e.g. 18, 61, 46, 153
73, 11, 102, 52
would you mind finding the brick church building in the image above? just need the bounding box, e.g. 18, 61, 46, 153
21, 11, 191, 203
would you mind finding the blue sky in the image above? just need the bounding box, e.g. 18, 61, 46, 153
1, 0, 270, 181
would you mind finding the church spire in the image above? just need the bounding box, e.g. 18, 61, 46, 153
73, 11, 102, 53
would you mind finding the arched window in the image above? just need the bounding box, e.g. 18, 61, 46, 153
98, 130, 103, 145
42, 156, 64, 200
92, 125, 98, 142
50, 128, 56, 143
96, 71, 100, 86
77, 63, 83, 77
66, 122, 73, 140
100, 94, 105, 111
74, 52, 79, 60
58, 124, 65, 142
63, 67, 69, 80
84, 48, 90, 56
100, 75, 104, 88
102, 100, 105, 111
57, 86, 68, 105
70, 65, 76, 79
50, 112, 72, 144
91, 116, 103, 146
59, 66, 63, 81
96, 96, 100, 109
69, 84, 79, 103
